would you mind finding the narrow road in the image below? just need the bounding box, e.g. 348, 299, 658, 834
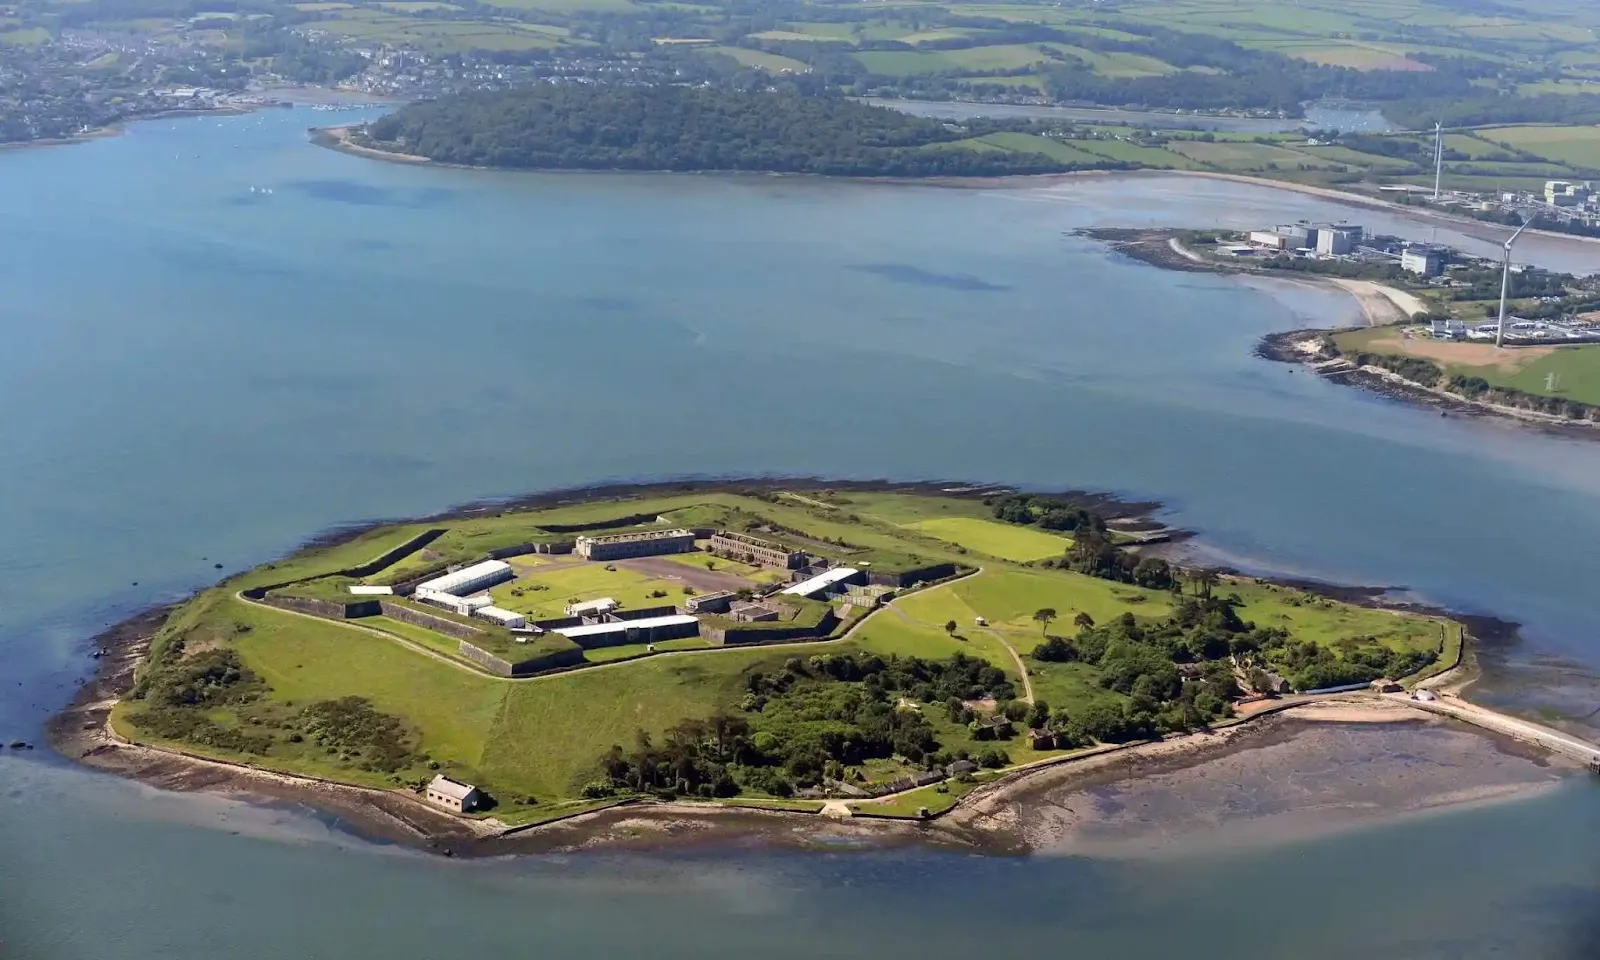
1393, 693, 1600, 765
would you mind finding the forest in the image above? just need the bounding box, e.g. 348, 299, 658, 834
359, 85, 1091, 175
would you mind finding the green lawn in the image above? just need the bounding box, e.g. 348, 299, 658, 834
492, 560, 686, 619
969, 132, 1109, 165
905, 517, 1071, 562
1449, 347, 1600, 407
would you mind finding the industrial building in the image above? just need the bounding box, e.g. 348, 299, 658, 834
1248, 230, 1290, 250
565, 597, 618, 618
781, 567, 863, 599
476, 605, 526, 629
424, 593, 491, 617
1401, 245, 1447, 277
708, 531, 805, 569
1315, 226, 1363, 256
574, 528, 695, 561
415, 559, 514, 598
554, 613, 700, 647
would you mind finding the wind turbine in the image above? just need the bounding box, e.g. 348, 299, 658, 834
1494, 218, 1531, 349
1432, 122, 1443, 201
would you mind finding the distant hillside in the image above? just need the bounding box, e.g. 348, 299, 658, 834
358, 85, 1093, 176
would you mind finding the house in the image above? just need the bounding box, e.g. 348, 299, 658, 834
424, 775, 481, 813
708, 531, 805, 568
946, 759, 978, 777
574, 528, 695, 560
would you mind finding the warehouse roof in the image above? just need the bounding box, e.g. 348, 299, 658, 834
555, 614, 698, 639
781, 567, 860, 597
416, 559, 512, 596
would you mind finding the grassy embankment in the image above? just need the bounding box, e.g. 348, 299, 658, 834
1333, 326, 1600, 407
113, 488, 1456, 821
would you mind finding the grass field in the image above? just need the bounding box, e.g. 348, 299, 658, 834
1334, 327, 1600, 406
1069, 139, 1199, 169
1168, 140, 1319, 171
905, 517, 1071, 562
1476, 126, 1600, 169
492, 560, 687, 619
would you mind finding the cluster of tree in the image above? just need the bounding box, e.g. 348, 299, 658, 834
586, 652, 1015, 799
1041, 532, 1176, 591
986, 493, 1108, 534
362, 85, 1095, 175
1261, 634, 1434, 691
1350, 352, 1445, 388
1447, 375, 1600, 421
1030, 602, 1243, 737
1258, 254, 1408, 283
1385, 93, 1600, 131
1439, 266, 1571, 303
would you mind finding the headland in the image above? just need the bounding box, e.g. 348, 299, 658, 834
1086, 225, 1600, 436
46, 478, 1599, 856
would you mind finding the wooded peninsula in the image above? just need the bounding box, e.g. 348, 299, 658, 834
344, 85, 1095, 175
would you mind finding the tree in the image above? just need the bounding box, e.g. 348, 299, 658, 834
1190, 567, 1220, 600
1033, 607, 1057, 635
1073, 611, 1094, 630
944, 620, 957, 636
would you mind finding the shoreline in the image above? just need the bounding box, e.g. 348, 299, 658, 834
45, 476, 1597, 858
1086, 226, 1600, 438
309, 124, 1597, 251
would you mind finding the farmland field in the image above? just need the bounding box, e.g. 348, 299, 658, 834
1476, 126, 1600, 169
702, 45, 809, 72
1169, 140, 1318, 170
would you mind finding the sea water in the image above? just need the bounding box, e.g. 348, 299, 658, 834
0, 106, 1597, 958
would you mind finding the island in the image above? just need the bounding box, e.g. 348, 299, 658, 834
55, 477, 1597, 856
1087, 224, 1600, 431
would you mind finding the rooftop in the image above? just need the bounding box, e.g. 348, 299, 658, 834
427, 775, 477, 800
416, 559, 513, 596
781, 567, 860, 596
576, 528, 693, 545
555, 614, 698, 639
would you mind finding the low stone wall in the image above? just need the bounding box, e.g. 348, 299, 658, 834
378, 600, 482, 640
262, 595, 381, 620
869, 563, 957, 588
705, 608, 839, 646
611, 605, 679, 622
459, 640, 586, 677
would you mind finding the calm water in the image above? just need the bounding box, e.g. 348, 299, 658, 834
2, 106, 1599, 957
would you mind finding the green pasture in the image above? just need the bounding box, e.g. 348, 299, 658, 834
904, 517, 1071, 562
1070, 139, 1199, 168
1169, 140, 1320, 170
492, 560, 687, 619
1476, 126, 1600, 169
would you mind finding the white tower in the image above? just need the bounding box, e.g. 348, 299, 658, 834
1432, 122, 1443, 201
1495, 219, 1531, 349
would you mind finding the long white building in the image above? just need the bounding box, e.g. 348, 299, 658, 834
780, 567, 861, 599
416, 559, 514, 598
